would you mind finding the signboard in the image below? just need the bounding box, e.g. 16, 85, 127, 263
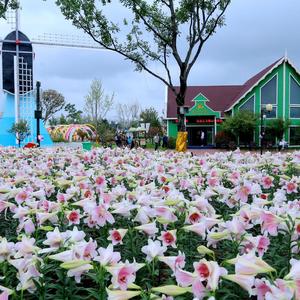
173, 117, 223, 124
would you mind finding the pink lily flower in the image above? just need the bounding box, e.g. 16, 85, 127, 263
257, 236, 270, 257
91, 204, 115, 227
95, 175, 106, 188
73, 239, 98, 260
67, 263, 93, 283
19, 218, 36, 235
193, 259, 227, 290
192, 279, 207, 299
94, 244, 121, 266
107, 260, 144, 291
15, 190, 30, 204
175, 268, 196, 287
222, 274, 255, 295
43, 227, 65, 249
64, 227, 86, 244
261, 176, 274, 189
67, 210, 81, 225
15, 237, 39, 258
236, 184, 252, 203
261, 211, 281, 236
183, 222, 207, 238
0, 291, 8, 300
155, 206, 178, 223
108, 229, 128, 246
264, 279, 294, 300
135, 222, 158, 236
141, 239, 167, 262
254, 278, 272, 300
159, 230, 177, 248
0, 201, 14, 213
158, 251, 186, 272
186, 210, 203, 224
0, 238, 15, 262
286, 181, 298, 194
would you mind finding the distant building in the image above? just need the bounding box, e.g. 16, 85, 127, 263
165, 57, 300, 147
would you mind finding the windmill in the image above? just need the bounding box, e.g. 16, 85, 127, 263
0, 3, 104, 147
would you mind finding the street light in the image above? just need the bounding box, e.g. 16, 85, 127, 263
260, 104, 273, 155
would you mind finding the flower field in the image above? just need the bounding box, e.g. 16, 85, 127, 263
1, 147, 300, 300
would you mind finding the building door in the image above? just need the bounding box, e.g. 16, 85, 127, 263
187, 127, 214, 146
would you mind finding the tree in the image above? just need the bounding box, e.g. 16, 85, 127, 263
265, 118, 290, 145
41, 89, 66, 124
140, 107, 161, 128
221, 111, 258, 146
0, 0, 18, 18
117, 101, 141, 128
9, 120, 30, 148
55, 0, 231, 133
59, 114, 68, 125
65, 103, 83, 124
84, 79, 114, 132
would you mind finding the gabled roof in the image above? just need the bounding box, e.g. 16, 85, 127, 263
224, 57, 284, 112
166, 57, 285, 119
167, 86, 243, 118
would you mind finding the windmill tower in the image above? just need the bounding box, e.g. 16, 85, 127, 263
0, 4, 104, 147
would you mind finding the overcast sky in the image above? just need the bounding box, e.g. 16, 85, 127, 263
1, 0, 300, 120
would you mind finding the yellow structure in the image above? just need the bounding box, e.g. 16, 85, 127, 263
176, 131, 188, 152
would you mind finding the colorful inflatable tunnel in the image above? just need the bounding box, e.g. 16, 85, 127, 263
48, 124, 96, 142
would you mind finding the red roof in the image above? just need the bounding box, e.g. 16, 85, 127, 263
166, 57, 283, 118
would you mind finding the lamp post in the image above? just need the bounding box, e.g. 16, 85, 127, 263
260, 103, 273, 155
35, 81, 42, 147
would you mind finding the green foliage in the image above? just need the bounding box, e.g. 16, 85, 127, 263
266, 118, 290, 140
97, 120, 115, 144
0, 0, 18, 18
148, 126, 162, 138
221, 111, 258, 144
51, 132, 66, 143
167, 136, 176, 149
65, 103, 83, 124
140, 107, 161, 128
8, 120, 30, 147
41, 89, 66, 124
215, 130, 235, 148
84, 79, 114, 126
55, 0, 231, 107
59, 114, 68, 125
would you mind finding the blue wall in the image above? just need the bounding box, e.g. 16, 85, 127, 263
0, 92, 53, 147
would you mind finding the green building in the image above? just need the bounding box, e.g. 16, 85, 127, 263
165, 57, 300, 148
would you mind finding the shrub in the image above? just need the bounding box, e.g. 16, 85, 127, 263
167, 136, 176, 149
52, 133, 66, 143
221, 111, 258, 146
215, 131, 235, 148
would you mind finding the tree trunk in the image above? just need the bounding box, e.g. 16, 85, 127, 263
176, 67, 187, 132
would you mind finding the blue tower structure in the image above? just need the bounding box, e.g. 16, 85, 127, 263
0, 29, 52, 147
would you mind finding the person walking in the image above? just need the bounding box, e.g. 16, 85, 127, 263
162, 135, 168, 148
200, 130, 205, 146
154, 134, 160, 151
127, 135, 132, 148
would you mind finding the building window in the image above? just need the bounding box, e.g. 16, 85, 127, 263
239, 95, 254, 112
261, 75, 277, 118
290, 107, 300, 118
290, 76, 300, 118
290, 127, 300, 146
261, 76, 277, 104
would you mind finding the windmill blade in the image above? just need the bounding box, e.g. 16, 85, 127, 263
3, 8, 17, 30
31, 33, 105, 50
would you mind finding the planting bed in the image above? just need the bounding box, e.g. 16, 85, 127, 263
0, 147, 300, 299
